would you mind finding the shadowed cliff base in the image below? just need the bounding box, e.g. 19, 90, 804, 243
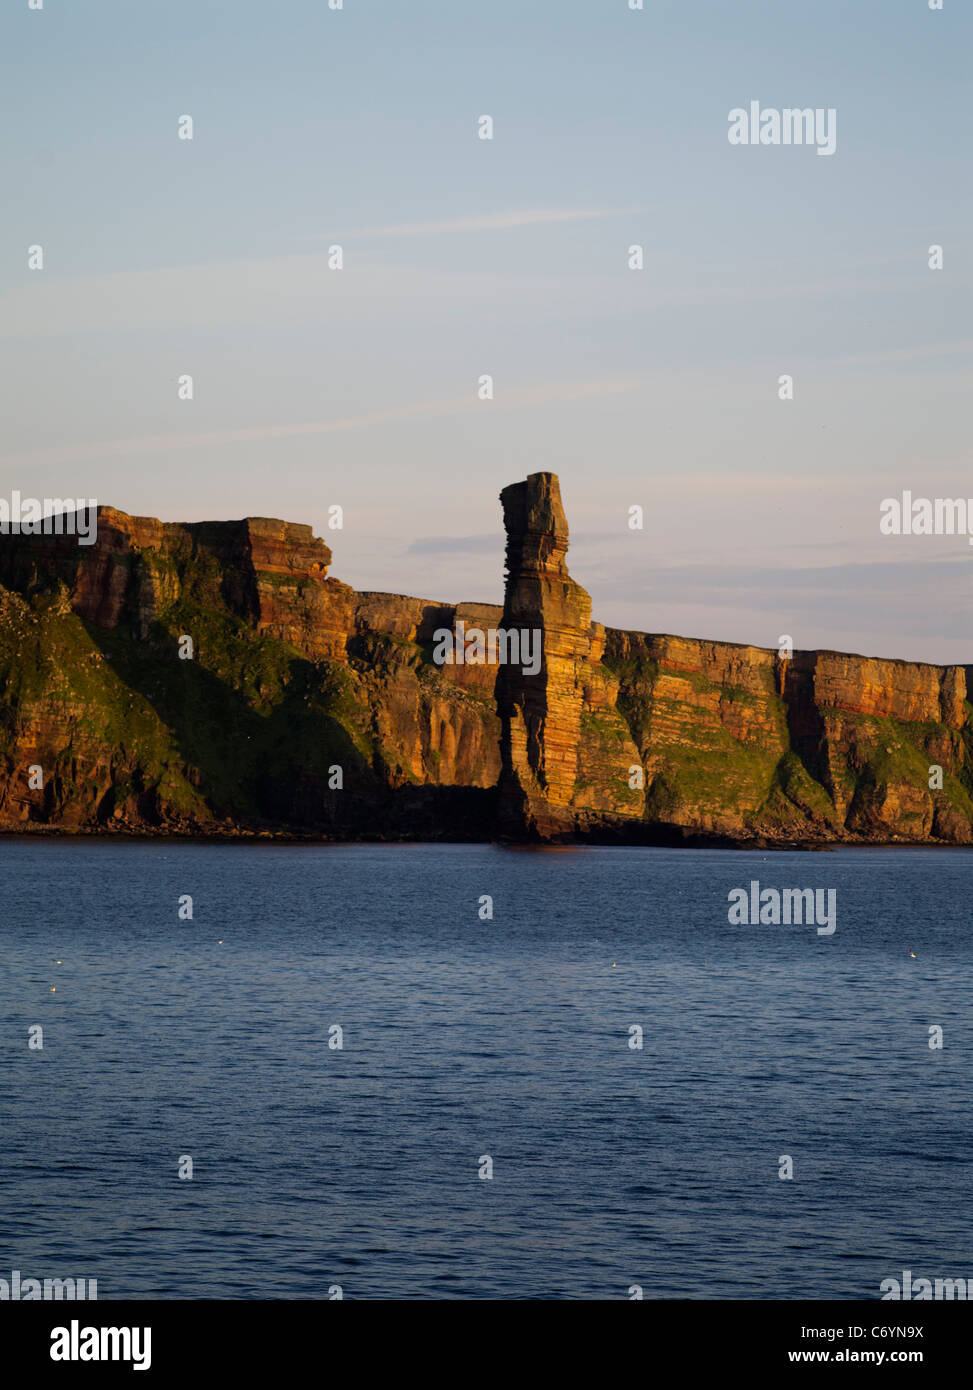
1, 479, 971, 846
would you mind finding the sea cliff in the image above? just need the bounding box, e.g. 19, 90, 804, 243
1, 476, 970, 844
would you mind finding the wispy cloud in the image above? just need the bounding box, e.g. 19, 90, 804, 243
592, 555, 973, 655
826, 340, 973, 368
341, 208, 636, 239
0, 375, 643, 468
408, 535, 501, 556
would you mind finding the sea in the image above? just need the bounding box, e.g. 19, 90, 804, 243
1, 839, 970, 1300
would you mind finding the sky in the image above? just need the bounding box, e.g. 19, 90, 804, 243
2, 0, 971, 663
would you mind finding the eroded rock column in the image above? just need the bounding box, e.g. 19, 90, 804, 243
494, 472, 592, 839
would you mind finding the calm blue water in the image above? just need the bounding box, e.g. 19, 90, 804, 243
1, 840, 970, 1300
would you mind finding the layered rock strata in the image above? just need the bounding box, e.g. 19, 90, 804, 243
494, 473, 593, 838
1, 482, 970, 844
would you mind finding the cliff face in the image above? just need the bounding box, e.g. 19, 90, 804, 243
598, 632, 971, 845
1, 479, 971, 844
0, 511, 500, 837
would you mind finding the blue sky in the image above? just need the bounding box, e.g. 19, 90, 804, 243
2, 0, 971, 662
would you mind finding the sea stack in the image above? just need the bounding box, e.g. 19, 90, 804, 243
494, 472, 593, 839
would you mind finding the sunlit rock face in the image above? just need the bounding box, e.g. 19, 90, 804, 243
494, 473, 594, 839
0, 480, 970, 844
